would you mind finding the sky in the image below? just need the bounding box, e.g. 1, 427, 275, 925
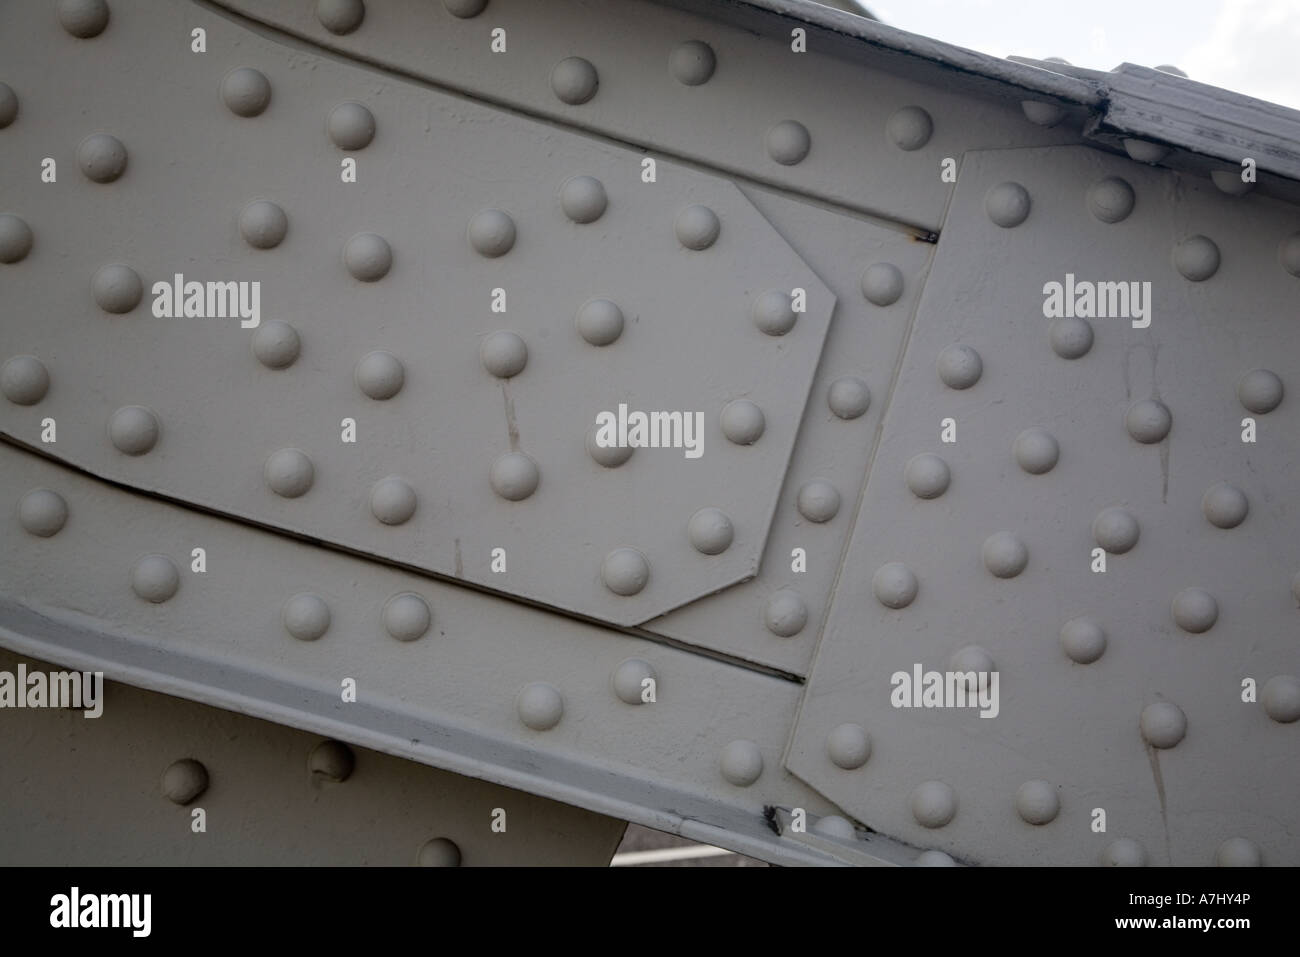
852, 0, 1300, 110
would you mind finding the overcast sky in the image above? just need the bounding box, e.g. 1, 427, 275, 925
857, 0, 1300, 110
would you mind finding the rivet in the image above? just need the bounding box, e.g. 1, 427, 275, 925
1085, 176, 1135, 223
316, 0, 364, 34
251, 319, 301, 369
1, 355, 50, 405
369, 477, 417, 525
575, 299, 624, 346
77, 132, 127, 183
827, 376, 870, 419
517, 682, 563, 730
719, 398, 764, 445
108, 405, 160, 455
467, 208, 516, 257
910, 780, 956, 828
160, 758, 208, 805
1060, 616, 1106, 664
264, 448, 314, 498
1215, 837, 1262, 867
480, 330, 527, 378
686, 506, 733, 555
1171, 587, 1217, 633
937, 343, 982, 389
1101, 837, 1147, 866
308, 740, 355, 782
719, 740, 763, 786
91, 263, 143, 313
1140, 701, 1186, 748
417, 838, 462, 866
984, 181, 1031, 227
601, 547, 649, 596
796, 480, 840, 522
489, 451, 540, 501
1210, 169, 1253, 196
915, 850, 957, 866
382, 592, 432, 642
1013, 427, 1059, 474
904, 452, 950, 498
825, 722, 871, 770
1172, 235, 1220, 281
354, 350, 404, 399
751, 289, 796, 336
327, 101, 375, 150
982, 531, 1028, 578
18, 488, 69, 537
443, 0, 488, 18
282, 592, 330, 641
886, 105, 933, 151
1155, 64, 1188, 77
1093, 506, 1140, 554
813, 815, 856, 840
765, 119, 811, 165
1280, 233, 1300, 277
0, 82, 18, 128
860, 262, 904, 306
550, 56, 598, 104
763, 588, 807, 637
1237, 369, 1283, 414
1020, 100, 1065, 127
674, 204, 720, 250
1201, 482, 1248, 529
0, 213, 33, 263
1125, 398, 1171, 443
668, 40, 715, 86
1261, 675, 1300, 723
948, 645, 995, 692
611, 658, 656, 705
1015, 780, 1060, 825
343, 232, 392, 281
58, 0, 110, 39
1049, 316, 1093, 358
873, 562, 918, 608
130, 554, 179, 603
559, 175, 607, 224
586, 425, 633, 467
1123, 138, 1169, 164
239, 200, 288, 249
221, 67, 271, 118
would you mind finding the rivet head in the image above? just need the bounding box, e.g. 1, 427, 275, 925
1140, 701, 1187, 748
1171, 587, 1217, 633
1123, 138, 1169, 164
586, 425, 633, 467
264, 448, 314, 498
826, 722, 871, 770
860, 262, 904, 306
719, 740, 763, 786
751, 289, 797, 336
575, 299, 624, 346
327, 101, 375, 150
1013, 427, 1059, 474
369, 476, 417, 525
108, 405, 160, 455
18, 488, 69, 537
77, 132, 127, 183
467, 208, 516, 257
282, 592, 330, 641
517, 682, 563, 730
873, 562, 918, 608
221, 67, 272, 117
669, 40, 716, 86
813, 815, 856, 840
252, 319, 301, 369
796, 480, 840, 522
611, 658, 656, 705
1021, 100, 1066, 127
444, 0, 488, 18
601, 547, 649, 596
1049, 316, 1093, 359
674, 204, 720, 250
92, 263, 143, 313
948, 645, 995, 691
1172, 235, 1220, 281
937, 344, 982, 389
0, 82, 18, 128
480, 330, 527, 377
985, 181, 1031, 227
1093, 506, 1140, 554
161, 759, 208, 805
239, 200, 288, 249
550, 56, 598, 104
1201, 482, 1248, 529
1237, 368, 1283, 414
130, 554, 179, 603
1086, 176, 1135, 223
1215, 837, 1262, 867
719, 398, 764, 445
765, 119, 811, 165
354, 350, 404, 399
1261, 675, 1300, 723
0, 213, 33, 263
1279, 233, 1300, 277
915, 850, 957, 866
827, 376, 870, 419
417, 837, 462, 867
1060, 616, 1106, 664
1101, 838, 1147, 866
1015, 780, 1060, 825
1125, 398, 1171, 443
904, 452, 950, 498
886, 105, 933, 151
308, 740, 355, 782
764, 589, 808, 637
910, 780, 957, 828
58, 0, 110, 39
687, 506, 733, 554
1, 355, 50, 405
982, 531, 1028, 578
316, 0, 364, 34
343, 232, 392, 281
489, 451, 540, 501
382, 592, 431, 642
559, 174, 607, 224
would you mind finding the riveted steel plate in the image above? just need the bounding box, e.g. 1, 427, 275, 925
788, 145, 1300, 866
0, 0, 834, 628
